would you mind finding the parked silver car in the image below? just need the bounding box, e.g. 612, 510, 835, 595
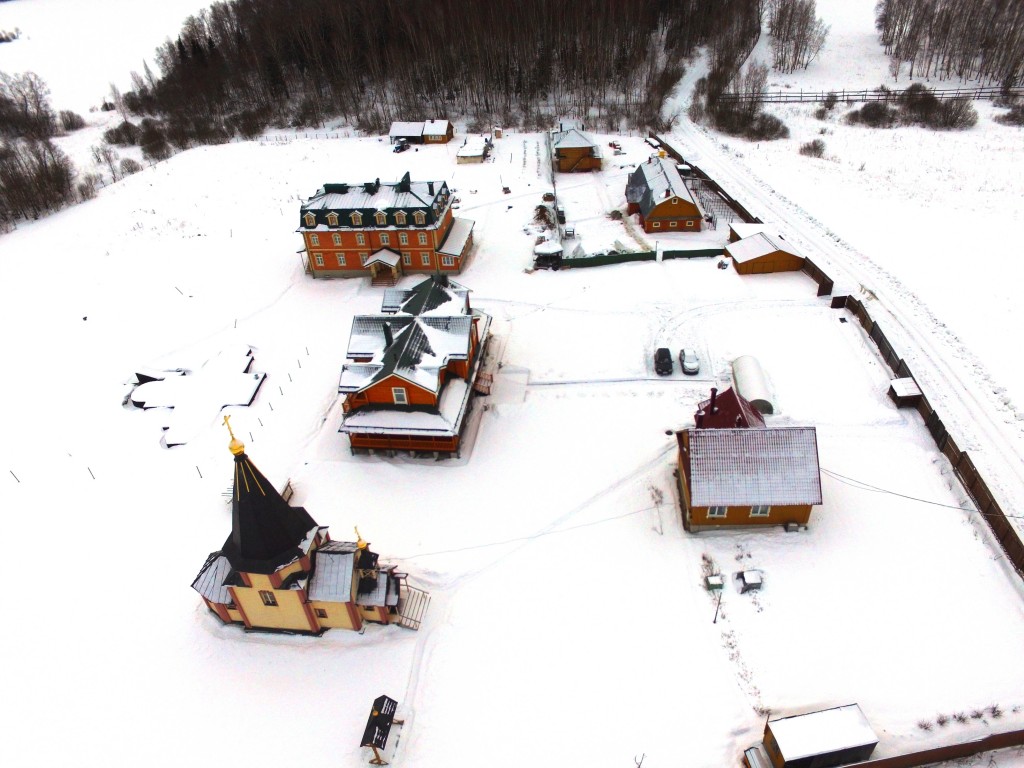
679, 348, 700, 375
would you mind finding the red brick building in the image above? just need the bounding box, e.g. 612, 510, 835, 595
298, 172, 474, 283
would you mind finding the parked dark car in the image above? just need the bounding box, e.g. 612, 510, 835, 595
654, 347, 673, 376
393, 141, 409, 153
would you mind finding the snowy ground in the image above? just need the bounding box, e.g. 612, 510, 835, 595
2, 128, 1023, 768
2, 1, 1024, 766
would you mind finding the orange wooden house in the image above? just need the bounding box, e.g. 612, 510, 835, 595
338, 275, 492, 455
298, 172, 474, 284
551, 123, 602, 172
626, 156, 705, 233
676, 427, 822, 531
192, 422, 413, 634
726, 232, 804, 275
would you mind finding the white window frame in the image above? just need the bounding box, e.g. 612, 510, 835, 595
402, 252, 412, 266
332, 233, 342, 245
350, 212, 362, 225
313, 253, 324, 267
421, 254, 431, 266
399, 232, 409, 245
380, 232, 390, 245
303, 213, 315, 227
670, 221, 678, 228
652, 221, 661, 229
686, 220, 694, 228
441, 255, 455, 267
392, 387, 408, 405
356, 233, 366, 245
360, 252, 369, 265
374, 211, 387, 225
707, 506, 728, 519
750, 505, 771, 518
336, 254, 347, 267
418, 232, 428, 245
310, 234, 320, 246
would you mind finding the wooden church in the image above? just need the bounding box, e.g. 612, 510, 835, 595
192, 418, 413, 634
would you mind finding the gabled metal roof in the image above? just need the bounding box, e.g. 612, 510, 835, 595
381, 275, 469, 315
685, 427, 822, 507
625, 156, 701, 217
307, 543, 356, 602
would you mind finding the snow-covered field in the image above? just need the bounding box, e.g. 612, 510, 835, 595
2, 1, 1024, 766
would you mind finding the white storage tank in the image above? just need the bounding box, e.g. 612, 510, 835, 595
732, 355, 775, 415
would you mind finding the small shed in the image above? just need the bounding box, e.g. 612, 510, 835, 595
457, 136, 490, 164
732, 356, 775, 415
388, 121, 424, 144
727, 233, 804, 275
888, 377, 922, 408
533, 238, 563, 269
360, 694, 404, 765
763, 704, 878, 768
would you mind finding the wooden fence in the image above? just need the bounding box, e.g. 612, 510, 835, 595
833, 291, 1024, 580
562, 248, 723, 269
839, 727, 1024, 768
716, 85, 1024, 105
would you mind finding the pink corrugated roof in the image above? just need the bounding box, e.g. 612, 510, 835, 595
686, 427, 822, 507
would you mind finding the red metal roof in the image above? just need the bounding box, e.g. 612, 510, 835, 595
695, 386, 765, 429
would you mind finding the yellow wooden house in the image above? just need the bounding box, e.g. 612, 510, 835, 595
192, 420, 405, 633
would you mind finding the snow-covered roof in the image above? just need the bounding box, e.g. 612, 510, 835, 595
340, 315, 475, 394
307, 541, 356, 602
389, 121, 423, 137
552, 128, 596, 150
534, 239, 563, 256
726, 232, 801, 264
768, 704, 878, 762
625, 156, 702, 217
684, 427, 823, 507
457, 136, 489, 157
890, 377, 922, 398
191, 553, 233, 604
422, 119, 451, 137
358, 567, 399, 607
365, 249, 402, 267
382, 276, 469, 316
438, 217, 474, 257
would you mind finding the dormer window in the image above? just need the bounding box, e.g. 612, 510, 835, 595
395, 211, 407, 225
326, 212, 339, 226
303, 212, 316, 227
350, 212, 362, 226
414, 211, 426, 225
375, 211, 387, 226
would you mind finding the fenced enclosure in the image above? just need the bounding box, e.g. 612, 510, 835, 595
715, 85, 1024, 105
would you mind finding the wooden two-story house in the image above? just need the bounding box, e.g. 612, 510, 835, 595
338, 275, 492, 455
551, 122, 602, 173
626, 156, 705, 234
298, 172, 474, 283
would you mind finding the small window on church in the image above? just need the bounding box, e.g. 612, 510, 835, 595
315, 608, 328, 618
259, 590, 278, 606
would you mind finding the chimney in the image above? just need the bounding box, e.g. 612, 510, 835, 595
736, 415, 743, 427
709, 387, 718, 414
696, 410, 704, 429
428, 181, 435, 196
374, 177, 381, 194
382, 323, 393, 349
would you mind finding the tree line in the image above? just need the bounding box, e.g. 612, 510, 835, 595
876, 0, 1024, 85
119, 0, 763, 146
767, 0, 829, 73
0, 72, 77, 228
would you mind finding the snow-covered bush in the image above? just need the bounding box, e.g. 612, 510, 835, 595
103, 120, 140, 146
799, 139, 826, 157
846, 102, 899, 127
59, 110, 85, 132
995, 103, 1024, 126
119, 158, 143, 176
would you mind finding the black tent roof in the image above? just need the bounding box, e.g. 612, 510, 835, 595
220, 450, 318, 574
